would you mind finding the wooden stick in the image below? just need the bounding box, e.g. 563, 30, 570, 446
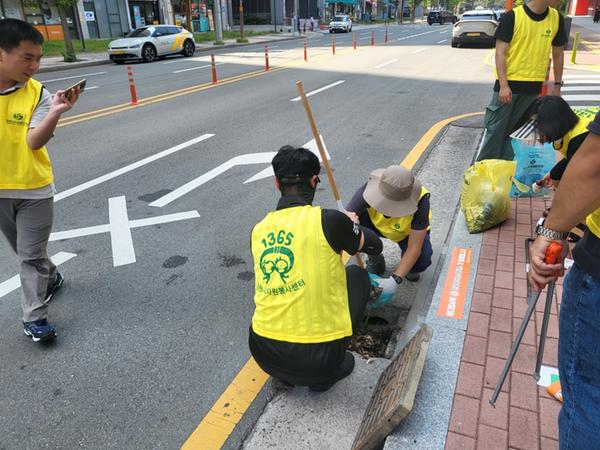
295, 81, 365, 269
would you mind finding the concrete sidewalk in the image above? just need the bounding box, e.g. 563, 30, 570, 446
568, 17, 600, 70
39, 32, 312, 73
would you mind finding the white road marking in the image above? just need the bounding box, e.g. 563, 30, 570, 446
375, 58, 398, 69
562, 80, 600, 85
39, 72, 107, 83
562, 86, 600, 92
360, 36, 370, 40
0, 252, 77, 300
54, 134, 214, 202
564, 74, 600, 79
289, 80, 345, 102
437, 39, 447, 44
397, 29, 439, 41
108, 196, 136, 267
163, 59, 188, 64
563, 95, 600, 101
409, 47, 427, 54
173, 63, 224, 73
50, 86, 98, 95
440, 30, 448, 33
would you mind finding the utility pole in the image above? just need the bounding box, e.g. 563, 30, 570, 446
239, 0, 245, 40
215, 0, 224, 42
293, 0, 299, 35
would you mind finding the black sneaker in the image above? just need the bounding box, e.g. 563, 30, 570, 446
309, 352, 355, 392
44, 272, 64, 304
23, 319, 56, 342
405, 271, 421, 282
366, 254, 386, 276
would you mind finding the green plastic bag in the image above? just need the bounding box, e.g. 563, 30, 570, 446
460, 160, 516, 233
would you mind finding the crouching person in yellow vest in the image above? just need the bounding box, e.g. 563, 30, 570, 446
249, 146, 383, 392
346, 166, 432, 297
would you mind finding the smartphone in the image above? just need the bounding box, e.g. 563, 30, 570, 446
64, 79, 86, 101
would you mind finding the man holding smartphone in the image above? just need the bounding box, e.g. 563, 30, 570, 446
0, 19, 80, 342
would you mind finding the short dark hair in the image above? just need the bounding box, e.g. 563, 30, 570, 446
0, 19, 44, 52
272, 145, 321, 185
531, 96, 579, 143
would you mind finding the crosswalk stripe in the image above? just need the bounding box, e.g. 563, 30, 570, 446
562, 86, 600, 92
563, 94, 600, 102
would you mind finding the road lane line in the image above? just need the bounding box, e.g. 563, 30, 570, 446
562, 86, 600, 92
289, 80, 345, 102
54, 134, 214, 201
181, 110, 486, 450
397, 29, 439, 41
173, 63, 224, 74
375, 58, 398, 69
437, 39, 447, 44
440, 30, 448, 33
108, 197, 136, 267
39, 71, 107, 83
562, 80, 600, 84
0, 252, 77, 299
410, 47, 427, 54
564, 74, 600, 78
360, 36, 370, 40
563, 94, 600, 101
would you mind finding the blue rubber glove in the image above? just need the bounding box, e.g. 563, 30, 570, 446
368, 273, 399, 308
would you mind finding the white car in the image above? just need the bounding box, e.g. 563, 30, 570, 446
108, 25, 196, 63
329, 15, 352, 33
451, 10, 498, 48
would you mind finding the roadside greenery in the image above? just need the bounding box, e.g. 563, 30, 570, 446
193, 30, 272, 43
43, 39, 112, 57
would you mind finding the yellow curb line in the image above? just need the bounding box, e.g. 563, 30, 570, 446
181, 109, 484, 450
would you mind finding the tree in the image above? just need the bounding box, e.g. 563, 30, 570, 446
56, 0, 77, 62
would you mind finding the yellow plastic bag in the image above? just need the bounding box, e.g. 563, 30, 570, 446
460, 160, 516, 233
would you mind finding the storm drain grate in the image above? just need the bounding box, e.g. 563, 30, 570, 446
351, 324, 433, 450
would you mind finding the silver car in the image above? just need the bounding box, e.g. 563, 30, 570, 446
108, 25, 196, 63
451, 10, 498, 48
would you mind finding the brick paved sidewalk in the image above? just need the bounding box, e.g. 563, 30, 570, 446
445, 196, 564, 450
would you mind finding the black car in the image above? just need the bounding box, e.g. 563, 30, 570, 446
427, 10, 458, 25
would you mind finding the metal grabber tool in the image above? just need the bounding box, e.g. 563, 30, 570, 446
489, 241, 564, 407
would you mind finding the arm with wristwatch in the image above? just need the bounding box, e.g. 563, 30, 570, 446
529, 131, 600, 291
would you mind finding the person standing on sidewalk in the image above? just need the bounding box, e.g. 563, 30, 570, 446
477, 0, 567, 161
529, 111, 600, 449
345, 166, 432, 294
248, 146, 383, 392
0, 19, 80, 342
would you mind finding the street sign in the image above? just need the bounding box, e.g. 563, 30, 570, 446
84, 11, 95, 21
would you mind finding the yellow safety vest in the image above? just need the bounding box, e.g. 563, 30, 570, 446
0, 79, 53, 189
553, 116, 593, 157
251, 205, 352, 343
496, 6, 559, 82
367, 187, 431, 242
586, 209, 600, 240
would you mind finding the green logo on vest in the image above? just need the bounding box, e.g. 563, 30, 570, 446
259, 246, 295, 284
258, 229, 296, 284
6, 112, 27, 126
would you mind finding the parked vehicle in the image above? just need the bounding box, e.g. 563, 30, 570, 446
107, 25, 195, 63
329, 15, 352, 33
451, 10, 498, 48
427, 10, 458, 25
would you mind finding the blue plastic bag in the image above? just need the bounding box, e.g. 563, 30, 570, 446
510, 139, 555, 197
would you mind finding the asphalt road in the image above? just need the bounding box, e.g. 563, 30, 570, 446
0, 23, 494, 450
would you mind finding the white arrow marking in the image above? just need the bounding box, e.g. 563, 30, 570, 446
0, 252, 77, 300
54, 134, 214, 202
109, 196, 136, 267
244, 137, 331, 184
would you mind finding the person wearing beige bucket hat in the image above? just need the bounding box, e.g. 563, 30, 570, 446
346, 165, 433, 301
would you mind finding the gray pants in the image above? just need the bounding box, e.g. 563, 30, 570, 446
477, 91, 539, 161
0, 198, 56, 322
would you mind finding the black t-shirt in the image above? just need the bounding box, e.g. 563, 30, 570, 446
571, 112, 600, 280
345, 182, 431, 232
493, 5, 567, 94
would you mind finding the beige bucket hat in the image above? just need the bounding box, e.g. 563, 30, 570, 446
363, 165, 422, 217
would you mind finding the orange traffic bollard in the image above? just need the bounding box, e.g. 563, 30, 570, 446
332, 35, 336, 54
353, 32, 357, 49
304, 39, 308, 61
371, 30, 374, 46
127, 66, 138, 105
385, 27, 388, 43
540, 59, 551, 96
265, 45, 270, 71
211, 54, 218, 84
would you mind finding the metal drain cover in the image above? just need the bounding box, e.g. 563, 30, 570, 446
352, 324, 433, 450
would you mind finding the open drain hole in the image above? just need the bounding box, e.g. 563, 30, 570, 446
349, 316, 397, 359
